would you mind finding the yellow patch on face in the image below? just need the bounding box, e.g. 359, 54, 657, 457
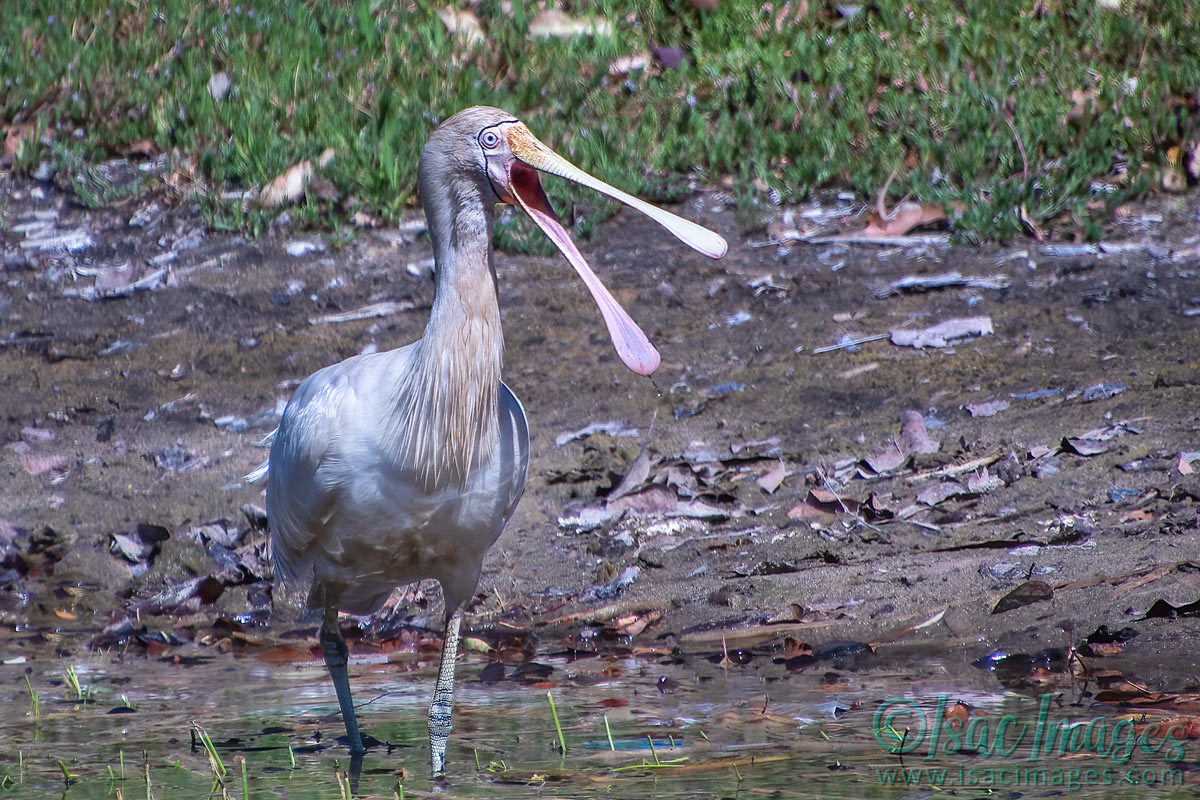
505, 123, 548, 166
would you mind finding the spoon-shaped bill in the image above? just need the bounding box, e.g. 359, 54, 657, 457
506, 124, 728, 260
507, 162, 661, 376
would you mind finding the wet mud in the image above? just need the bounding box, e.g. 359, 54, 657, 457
2, 173, 1200, 795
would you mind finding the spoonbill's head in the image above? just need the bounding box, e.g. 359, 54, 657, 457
424, 106, 727, 377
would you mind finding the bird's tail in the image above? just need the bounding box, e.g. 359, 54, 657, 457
243, 428, 277, 484
244, 460, 269, 484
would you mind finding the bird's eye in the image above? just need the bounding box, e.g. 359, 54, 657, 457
480, 130, 500, 150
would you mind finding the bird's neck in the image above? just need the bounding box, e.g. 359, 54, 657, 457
394, 177, 504, 488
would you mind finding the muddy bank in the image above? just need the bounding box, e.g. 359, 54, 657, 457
2, 175, 1199, 692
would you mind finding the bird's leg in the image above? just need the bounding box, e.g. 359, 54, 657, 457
320, 602, 365, 754
428, 608, 463, 776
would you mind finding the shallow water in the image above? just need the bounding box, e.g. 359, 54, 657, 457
4, 637, 1195, 798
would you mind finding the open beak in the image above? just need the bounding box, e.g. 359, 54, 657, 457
500, 123, 727, 377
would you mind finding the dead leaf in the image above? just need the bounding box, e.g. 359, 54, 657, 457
439, 8, 484, 44
755, 461, 787, 494
1084, 642, 1125, 657
555, 421, 638, 446
862, 493, 895, 520
865, 410, 939, 473
53, 608, 78, 620
966, 399, 1010, 417
3, 123, 37, 159
862, 201, 948, 237
898, 410, 939, 455
608, 447, 654, 502
460, 636, 494, 654
866, 443, 905, 473
19, 453, 66, 476
916, 481, 965, 505
890, 316, 994, 349
1063, 437, 1109, 456
1178, 454, 1195, 475
788, 487, 868, 519
259, 154, 324, 208
609, 53, 651, 76
612, 609, 662, 637
876, 271, 1010, 298
966, 467, 1003, 493
1066, 88, 1097, 121
945, 701, 970, 727
992, 580, 1054, 614
529, 9, 612, 38
1162, 168, 1187, 194
123, 139, 160, 158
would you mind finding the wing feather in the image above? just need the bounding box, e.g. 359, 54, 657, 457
265, 363, 354, 603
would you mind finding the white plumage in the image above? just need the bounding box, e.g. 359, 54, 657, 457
253, 106, 725, 778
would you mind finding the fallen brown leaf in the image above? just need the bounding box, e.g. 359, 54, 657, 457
19, 453, 67, 476
945, 700, 970, 727
863, 201, 947, 237
612, 609, 661, 637
124, 139, 159, 158
258, 148, 334, 208
755, 461, 787, 494
439, 8, 484, 45
1084, 642, 1125, 657
3, 123, 37, 159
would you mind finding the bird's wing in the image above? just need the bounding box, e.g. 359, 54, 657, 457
498, 382, 530, 526
265, 362, 355, 596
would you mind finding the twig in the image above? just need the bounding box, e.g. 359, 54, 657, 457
876, 167, 900, 220
1003, 112, 1028, 181
811, 333, 888, 355
801, 233, 951, 246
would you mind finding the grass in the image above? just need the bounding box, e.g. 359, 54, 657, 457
546, 691, 568, 757
23, 676, 40, 718
2, 1, 1199, 240
190, 721, 227, 792
62, 660, 92, 703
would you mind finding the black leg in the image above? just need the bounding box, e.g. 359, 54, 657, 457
320, 602, 365, 754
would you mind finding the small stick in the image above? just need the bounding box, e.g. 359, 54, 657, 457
876, 167, 899, 220
811, 333, 888, 355
1003, 112, 1028, 180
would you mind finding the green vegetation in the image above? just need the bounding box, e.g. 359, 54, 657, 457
2, 0, 1198, 240
546, 691, 568, 757
62, 661, 95, 704
22, 675, 40, 718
